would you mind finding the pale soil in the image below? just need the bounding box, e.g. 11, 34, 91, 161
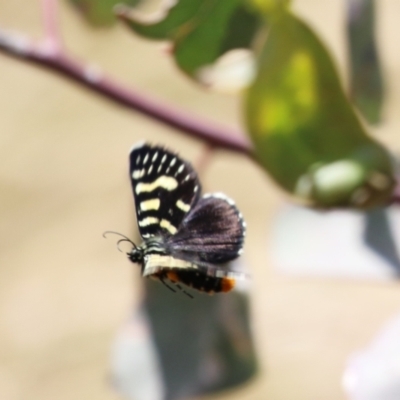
1, 1, 400, 400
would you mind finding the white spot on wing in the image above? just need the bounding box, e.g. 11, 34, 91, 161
143, 153, 149, 165
208, 192, 235, 205
132, 169, 145, 179
129, 141, 146, 154
170, 158, 177, 167
161, 154, 167, 164
160, 219, 177, 234
152, 152, 158, 162
140, 198, 161, 211
148, 164, 154, 175
136, 176, 178, 193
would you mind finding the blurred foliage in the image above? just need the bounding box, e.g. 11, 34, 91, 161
143, 277, 257, 400
347, 0, 384, 124
364, 208, 400, 275
68, 0, 139, 26
246, 10, 394, 208
247, 0, 291, 15
111, 0, 395, 209
117, 0, 262, 80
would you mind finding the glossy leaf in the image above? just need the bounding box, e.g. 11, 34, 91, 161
68, 0, 138, 26
347, 0, 384, 124
118, 0, 261, 87
245, 11, 394, 208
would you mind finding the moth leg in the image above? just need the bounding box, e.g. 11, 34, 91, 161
160, 278, 176, 293
175, 283, 194, 299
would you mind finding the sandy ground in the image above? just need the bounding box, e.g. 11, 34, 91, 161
1, 1, 400, 400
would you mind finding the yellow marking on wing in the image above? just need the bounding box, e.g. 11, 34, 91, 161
138, 217, 159, 227
160, 219, 178, 234
136, 176, 178, 194
140, 198, 160, 211
176, 199, 190, 212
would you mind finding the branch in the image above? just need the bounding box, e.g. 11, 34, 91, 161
0, 26, 253, 156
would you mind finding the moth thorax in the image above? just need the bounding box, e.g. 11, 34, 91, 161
142, 236, 167, 255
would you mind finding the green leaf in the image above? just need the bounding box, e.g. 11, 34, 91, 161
219, 5, 262, 55
68, 0, 139, 26
117, 0, 205, 40
173, 0, 244, 75
347, 0, 384, 124
118, 0, 262, 86
246, 0, 291, 15
245, 11, 394, 209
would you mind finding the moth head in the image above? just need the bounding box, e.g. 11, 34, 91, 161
127, 247, 144, 264
103, 231, 141, 263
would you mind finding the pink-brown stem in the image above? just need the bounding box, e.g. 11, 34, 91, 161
0, 14, 252, 157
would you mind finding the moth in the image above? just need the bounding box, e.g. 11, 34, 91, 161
106, 142, 246, 296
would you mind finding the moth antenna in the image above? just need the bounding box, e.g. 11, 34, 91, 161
103, 231, 137, 252
116, 238, 136, 253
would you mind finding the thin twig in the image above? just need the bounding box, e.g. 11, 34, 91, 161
0, 25, 253, 156
196, 143, 216, 177
41, 0, 62, 54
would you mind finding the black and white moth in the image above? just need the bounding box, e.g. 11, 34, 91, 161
108, 142, 246, 295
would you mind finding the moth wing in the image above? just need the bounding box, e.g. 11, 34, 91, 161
167, 193, 246, 264
129, 143, 200, 238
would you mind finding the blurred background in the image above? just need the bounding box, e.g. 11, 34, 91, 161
1, 1, 400, 399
